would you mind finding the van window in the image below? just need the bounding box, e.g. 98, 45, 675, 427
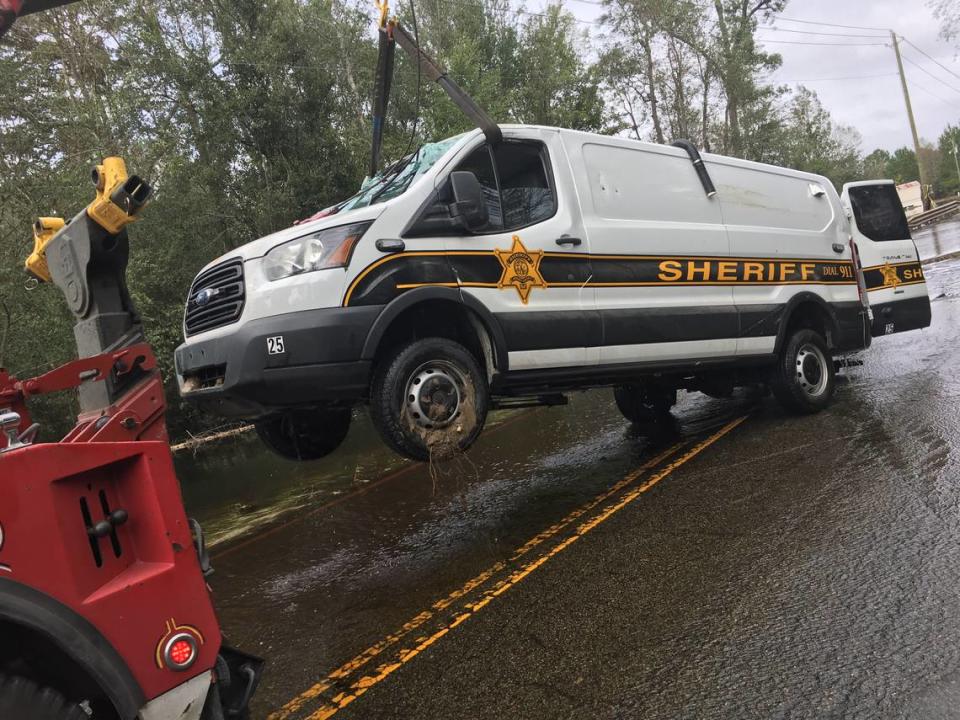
493, 143, 555, 228
848, 184, 911, 242
457, 146, 504, 228
421, 140, 555, 234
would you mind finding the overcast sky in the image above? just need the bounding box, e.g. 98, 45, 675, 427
546, 0, 960, 153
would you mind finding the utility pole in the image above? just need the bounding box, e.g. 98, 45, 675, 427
953, 142, 960, 197
891, 30, 931, 210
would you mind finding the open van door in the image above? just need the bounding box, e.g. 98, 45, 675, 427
841, 180, 931, 337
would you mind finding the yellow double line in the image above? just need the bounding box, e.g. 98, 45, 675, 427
270, 415, 748, 720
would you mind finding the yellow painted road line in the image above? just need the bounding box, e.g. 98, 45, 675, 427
287, 416, 747, 720
268, 442, 684, 720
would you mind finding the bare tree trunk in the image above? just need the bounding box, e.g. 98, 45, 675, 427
700, 62, 711, 152
641, 35, 664, 144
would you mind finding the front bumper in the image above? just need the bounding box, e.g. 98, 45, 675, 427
175, 306, 381, 418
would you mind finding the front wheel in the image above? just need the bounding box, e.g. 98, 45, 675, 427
255, 406, 352, 461
370, 338, 489, 462
771, 328, 835, 414
0, 675, 87, 720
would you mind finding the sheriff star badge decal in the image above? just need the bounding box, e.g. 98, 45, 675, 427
494, 235, 547, 304
879, 262, 901, 289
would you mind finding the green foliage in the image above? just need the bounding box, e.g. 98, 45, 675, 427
0, 0, 606, 440
885, 147, 921, 184
936, 124, 960, 196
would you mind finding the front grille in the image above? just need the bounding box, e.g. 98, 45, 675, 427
184, 259, 245, 336
181, 364, 226, 392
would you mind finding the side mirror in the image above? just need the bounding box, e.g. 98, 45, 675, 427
448, 171, 488, 230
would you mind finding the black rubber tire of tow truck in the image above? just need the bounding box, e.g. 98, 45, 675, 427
771, 328, 836, 414
370, 338, 489, 462
613, 384, 677, 424
0, 674, 88, 720
255, 406, 352, 461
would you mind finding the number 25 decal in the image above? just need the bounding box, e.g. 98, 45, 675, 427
267, 336, 285, 355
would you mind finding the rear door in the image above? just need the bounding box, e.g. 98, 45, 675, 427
841, 181, 931, 337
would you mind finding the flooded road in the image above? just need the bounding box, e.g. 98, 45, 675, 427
915, 215, 960, 260
179, 255, 960, 719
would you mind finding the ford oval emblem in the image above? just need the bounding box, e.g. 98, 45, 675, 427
193, 288, 219, 307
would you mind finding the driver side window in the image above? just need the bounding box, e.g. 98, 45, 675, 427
410, 140, 555, 236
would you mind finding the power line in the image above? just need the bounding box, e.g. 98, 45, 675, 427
774, 16, 889, 33
757, 39, 888, 47
906, 77, 960, 111
900, 54, 960, 96
764, 26, 887, 39
899, 35, 960, 83
780, 72, 898, 83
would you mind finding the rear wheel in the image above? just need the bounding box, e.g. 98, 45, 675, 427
0, 674, 87, 720
255, 407, 352, 461
771, 328, 835, 414
370, 338, 489, 462
613, 384, 676, 424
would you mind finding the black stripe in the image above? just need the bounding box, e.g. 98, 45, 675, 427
496, 311, 601, 350
738, 304, 786, 338
538, 255, 592, 284
862, 261, 925, 291
600, 306, 739, 345
346, 252, 857, 307
497, 306, 745, 351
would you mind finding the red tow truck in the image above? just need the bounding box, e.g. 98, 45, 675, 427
0, 152, 263, 716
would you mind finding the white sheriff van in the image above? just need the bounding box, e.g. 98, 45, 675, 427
174, 126, 931, 461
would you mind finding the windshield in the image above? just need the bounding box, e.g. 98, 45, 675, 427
339, 134, 465, 212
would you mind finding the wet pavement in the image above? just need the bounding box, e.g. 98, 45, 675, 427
915, 216, 960, 260
178, 255, 960, 719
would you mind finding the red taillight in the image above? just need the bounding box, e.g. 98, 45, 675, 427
163, 633, 198, 671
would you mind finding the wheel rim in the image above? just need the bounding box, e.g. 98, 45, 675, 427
405, 361, 465, 429
796, 343, 829, 397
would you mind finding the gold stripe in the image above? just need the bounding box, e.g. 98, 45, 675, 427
345, 250, 855, 306
861, 260, 922, 271
395, 279, 858, 291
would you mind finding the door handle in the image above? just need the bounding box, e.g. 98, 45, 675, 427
376, 239, 405, 253
831, 243, 845, 253
556, 235, 582, 247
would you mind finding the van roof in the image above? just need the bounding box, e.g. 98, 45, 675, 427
477, 124, 836, 187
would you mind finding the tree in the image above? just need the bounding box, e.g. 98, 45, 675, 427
708, 0, 785, 156
863, 149, 891, 179
886, 147, 921, 184
768, 86, 862, 188
928, 0, 960, 44
514, 5, 608, 131
600, 0, 787, 158
936, 124, 960, 196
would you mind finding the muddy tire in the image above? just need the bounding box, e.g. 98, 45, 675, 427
255, 407, 352, 461
370, 338, 489, 462
613, 384, 676, 424
0, 674, 87, 720
771, 328, 835, 414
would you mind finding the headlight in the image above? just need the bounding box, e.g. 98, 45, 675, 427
263, 222, 371, 281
